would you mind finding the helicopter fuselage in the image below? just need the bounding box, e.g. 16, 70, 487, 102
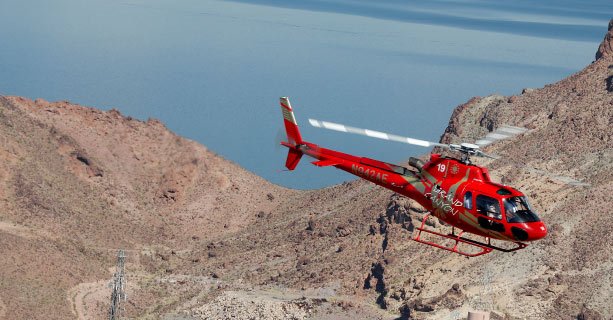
287, 141, 547, 244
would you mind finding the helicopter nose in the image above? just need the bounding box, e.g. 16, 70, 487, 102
526, 222, 547, 241
510, 222, 547, 241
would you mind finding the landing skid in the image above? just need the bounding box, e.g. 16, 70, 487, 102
413, 213, 527, 257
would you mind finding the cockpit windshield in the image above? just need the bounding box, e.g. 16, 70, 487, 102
503, 196, 540, 223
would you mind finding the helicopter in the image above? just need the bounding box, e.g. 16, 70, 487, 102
278, 97, 547, 257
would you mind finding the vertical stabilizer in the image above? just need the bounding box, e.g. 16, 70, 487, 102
280, 97, 303, 145
279, 97, 304, 170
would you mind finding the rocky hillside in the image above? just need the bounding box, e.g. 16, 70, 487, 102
0, 19, 611, 320
0, 96, 291, 319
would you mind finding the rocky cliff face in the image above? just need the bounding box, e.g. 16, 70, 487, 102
0, 19, 611, 320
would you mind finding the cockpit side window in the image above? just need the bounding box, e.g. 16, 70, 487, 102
463, 191, 472, 210
476, 195, 501, 220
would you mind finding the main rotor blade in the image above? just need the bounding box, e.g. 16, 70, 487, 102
476, 150, 500, 160
475, 125, 529, 146
308, 119, 447, 149
525, 167, 590, 187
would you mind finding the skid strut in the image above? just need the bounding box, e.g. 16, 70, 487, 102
413, 213, 527, 257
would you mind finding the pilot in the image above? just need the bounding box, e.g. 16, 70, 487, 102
506, 208, 516, 222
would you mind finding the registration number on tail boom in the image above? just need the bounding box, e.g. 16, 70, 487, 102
351, 164, 388, 183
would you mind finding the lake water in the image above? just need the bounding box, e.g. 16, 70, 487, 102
0, 0, 609, 189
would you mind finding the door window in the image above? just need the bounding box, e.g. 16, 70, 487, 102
463, 191, 472, 210
476, 195, 502, 220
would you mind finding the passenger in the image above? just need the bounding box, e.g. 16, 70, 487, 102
487, 203, 501, 220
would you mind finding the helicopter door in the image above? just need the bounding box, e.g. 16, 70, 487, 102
475, 194, 505, 232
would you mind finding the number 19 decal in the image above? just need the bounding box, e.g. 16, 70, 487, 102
437, 163, 446, 173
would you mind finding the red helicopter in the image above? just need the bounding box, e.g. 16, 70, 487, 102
278, 97, 547, 257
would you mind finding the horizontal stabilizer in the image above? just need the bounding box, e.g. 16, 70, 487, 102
311, 159, 341, 167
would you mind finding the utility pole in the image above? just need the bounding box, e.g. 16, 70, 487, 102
109, 249, 127, 320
